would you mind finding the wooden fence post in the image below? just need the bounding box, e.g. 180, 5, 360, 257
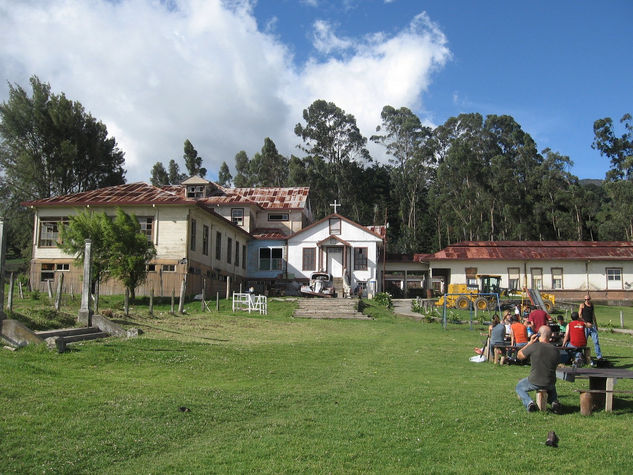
216, 291, 219, 311
124, 288, 130, 316
170, 289, 175, 314
54, 273, 64, 311
18, 281, 24, 299
47, 280, 53, 299
178, 276, 186, 314
7, 272, 14, 312
149, 288, 154, 316
620, 310, 624, 329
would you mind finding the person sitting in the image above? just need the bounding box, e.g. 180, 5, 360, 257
562, 311, 587, 366
515, 326, 563, 414
502, 310, 512, 338
489, 314, 506, 365
511, 315, 529, 349
526, 319, 535, 338
556, 315, 567, 334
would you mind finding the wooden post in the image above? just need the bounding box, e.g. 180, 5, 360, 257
159, 268, 164, 297
78, 239, 93, 326
124, 288, 130, 316
170, 289, 175, 314
0, 217, 5, 320
69, 283, 73, 300
580, 392, 593, 416
536, 390, 548, 411
8, 272, 14, 312
149, 288, 154, 316
620, 310, 624, 329
216, 291, 219, 311
226, 276, 231, 300
93, 280, 100, 314
54, 273, 64, 311
201, 278, 206, 312
178, 276, 186, 314
46, 279, 53, 299
18, 281, 24, 299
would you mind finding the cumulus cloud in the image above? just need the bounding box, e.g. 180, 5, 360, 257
0, 1, 450, 182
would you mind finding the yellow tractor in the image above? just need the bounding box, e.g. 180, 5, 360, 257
436, 275, 556, 312
435, 275, 503, 311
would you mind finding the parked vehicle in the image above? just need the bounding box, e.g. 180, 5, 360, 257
300, 272, 335, 298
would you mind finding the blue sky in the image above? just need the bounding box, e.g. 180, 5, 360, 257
0, 0, 631, 182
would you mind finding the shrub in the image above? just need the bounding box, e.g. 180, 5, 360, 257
30, 289, 41, 300
373, 292, 393, 309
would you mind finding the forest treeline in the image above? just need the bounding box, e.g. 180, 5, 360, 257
152, 100, 633, 254
1, 77, 632, 259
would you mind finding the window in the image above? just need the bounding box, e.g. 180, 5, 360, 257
231, 208, 244, 226
303, 248, 316, 271
186, 185, 205, 198
215, 232, 222, 260
268, 213, 289, 222
531, 268, 543, 290
508, 267, 520, 290
56, 263, 70, 271
162, 264, 176, 272
551, 268, 563, 289
147, 264, 156, 272
202, 225, 209, 256
353, 247, 368, 270
41, 263, 55, 281
606, 267, 623, 289
38, 217, 67, 247
235, 240, 240, 266
329, 218, 341, 235
242, 245, 246, 269
227, 238, 232, 264
259, 247, 283, 271
138, 217, 153, 241
190, 219, 197, 251
465, 267, 477, 288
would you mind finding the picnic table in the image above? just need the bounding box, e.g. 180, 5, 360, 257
556, 367, 633, 414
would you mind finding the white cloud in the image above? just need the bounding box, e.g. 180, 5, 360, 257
0, 1, 450, 182
312, 20, 353, 54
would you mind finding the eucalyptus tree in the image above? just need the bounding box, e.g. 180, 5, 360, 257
217, 161, 232, 187
249, 138, 288, 187
183, 139, 206, 177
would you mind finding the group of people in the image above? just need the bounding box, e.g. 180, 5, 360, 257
513, 295, 603, 413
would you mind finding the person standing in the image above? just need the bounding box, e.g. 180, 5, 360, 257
579, 295, 602, 361
515, 326, 562, 413
528, 305, 550, 330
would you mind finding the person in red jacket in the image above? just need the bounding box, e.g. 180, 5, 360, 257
562, 311, 587, 365
528, 306, 550, 330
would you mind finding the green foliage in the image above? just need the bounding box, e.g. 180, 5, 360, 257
0, 75, 125, 256
106, 209, 157, 300
168, 159, 186, 184
217, 161, 232, 186
249, 137, 288, 187
372, 292, 393, 309
7, 308, 75, 331
183, 139, 206, 177
150, 161, 170, 186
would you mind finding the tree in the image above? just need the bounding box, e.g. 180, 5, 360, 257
294, 99, 370, 204
59, 208, 156, 300
106, 209, 156, 300
168, 159, 186, 184
233, 150, 251, 187
249, 138, 288, 186
0, 75, 126, 256
183, 139, 206, 177
217, 161, 232, 187
58, 210, 115, 288
150, 162, 170, 186
371, 106, 433, 251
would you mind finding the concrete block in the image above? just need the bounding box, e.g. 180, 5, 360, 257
0, 319, 45, 348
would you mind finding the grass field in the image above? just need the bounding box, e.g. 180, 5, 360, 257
2, 296, 633, 473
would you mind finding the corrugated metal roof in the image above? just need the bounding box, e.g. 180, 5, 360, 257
367, 225, 387, 239
414, 241, 633, 262
252, 228, 288, 240
23, 182, 189, 206
23, 182, 310, 211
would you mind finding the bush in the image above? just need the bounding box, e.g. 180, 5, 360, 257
373, 292, 393, 309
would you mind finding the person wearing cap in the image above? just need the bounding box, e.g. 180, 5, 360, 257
579, 295, 602, 361
562, 311, 587, 365
515, 325, 562, 413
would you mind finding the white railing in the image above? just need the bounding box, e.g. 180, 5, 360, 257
232, 292, 268, 315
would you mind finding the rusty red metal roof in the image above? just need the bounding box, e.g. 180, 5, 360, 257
252, 228, 288, 240
22, 182, 189, 207
23, 182, 310, 212
415, 241, 633, 262
367, 225, 387, 239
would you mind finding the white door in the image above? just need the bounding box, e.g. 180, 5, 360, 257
327, 247, 343, 277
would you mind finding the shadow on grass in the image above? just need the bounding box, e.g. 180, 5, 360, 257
5, 309, 76, 331
112, 318, 230, 343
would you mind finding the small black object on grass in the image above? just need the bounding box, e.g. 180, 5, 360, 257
179, 406, 191, 412
545, 431, 559, 447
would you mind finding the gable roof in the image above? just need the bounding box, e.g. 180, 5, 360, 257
415, 241, 633, 262
288, 213, 385, 241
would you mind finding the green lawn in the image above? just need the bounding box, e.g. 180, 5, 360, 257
2, 297, 633, 473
